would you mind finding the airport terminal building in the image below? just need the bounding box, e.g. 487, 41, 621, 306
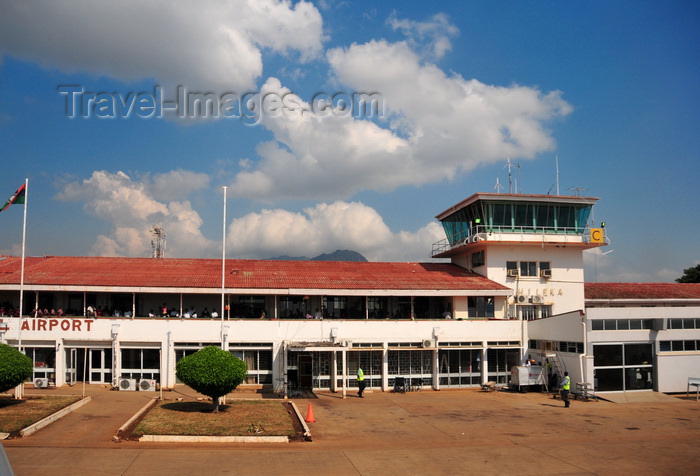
1, 192, 698, 395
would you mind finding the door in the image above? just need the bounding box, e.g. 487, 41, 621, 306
65, 348, 77, 386
89, 349, 113, 384
299, 355, 313, 388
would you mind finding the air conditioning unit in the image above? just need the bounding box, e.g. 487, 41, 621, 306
531, 295, 542, 304
119, 378, 137, 391
540, 269, 552, 279
507, 269, 520, 277
34, 378, 49, 388
422, 339, 436, 348
517, 295, 527, 303
139, 379, 157, 392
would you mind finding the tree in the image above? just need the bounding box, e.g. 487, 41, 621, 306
175, 345, 247, 412
676, 264, 700, 283
0, 344, 33, 393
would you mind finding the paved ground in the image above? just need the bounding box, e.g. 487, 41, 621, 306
3, 385, 700, 475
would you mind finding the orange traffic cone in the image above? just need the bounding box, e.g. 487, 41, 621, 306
305, 402, 316, 423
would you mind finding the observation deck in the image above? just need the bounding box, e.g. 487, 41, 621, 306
431, 192, 608, 258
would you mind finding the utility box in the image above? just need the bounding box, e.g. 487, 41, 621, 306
510, 366, 545, 392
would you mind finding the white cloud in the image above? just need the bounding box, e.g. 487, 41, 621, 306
228, 200, 443, 261
0, 0, 323, 91
387, 12, 459, 59
230, 41, 571, 201
56, 170, 216, 257
149, 170, 211, 202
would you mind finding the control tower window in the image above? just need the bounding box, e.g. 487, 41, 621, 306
520, 261, 537, 277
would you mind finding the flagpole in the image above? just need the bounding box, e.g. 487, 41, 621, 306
220, 186, 227, 350
17, 178, 28, 350
16, 178, 28, 399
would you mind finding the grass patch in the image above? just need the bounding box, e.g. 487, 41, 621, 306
133, 400, 296, 437
0, 395, 82, 434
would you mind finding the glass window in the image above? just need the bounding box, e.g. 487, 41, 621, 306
471, 251, 485, 268
594, 344, 623, 366
684, 341, 696, 351
659, 341, 671, 352
520, 261, 537, 277
595, 368, 623, 391
624, 344, 653, 365
603, 320, 617, 331
592, 320, 604, 330
683, 319, 695, 329
669, 319, 683, 329
629, 319, 642, 330
617, 319, 630, 330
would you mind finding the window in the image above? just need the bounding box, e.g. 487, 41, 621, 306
471, 251, 485, 268
468, 297, 494, 318
660, 340, 700, 352
521, 305, 537, 321
520, 261, 537, 277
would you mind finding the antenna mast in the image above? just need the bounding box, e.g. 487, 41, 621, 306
506, 158, 513, 193
150, 226, 166, 258
555, 155, 560, 195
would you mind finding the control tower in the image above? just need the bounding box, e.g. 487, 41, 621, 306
432, 193, 607, 320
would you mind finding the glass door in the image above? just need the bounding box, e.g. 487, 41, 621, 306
89, 349, 113, 384
65, 348, 77, 386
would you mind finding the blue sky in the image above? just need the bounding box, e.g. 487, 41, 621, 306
0, 1, 698, 282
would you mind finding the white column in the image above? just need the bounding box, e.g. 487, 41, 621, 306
382, 342, 389, 391
341, 349, 347, 399
331, 351, 337, 392
54, 339, 65, 386
432, 348, 439, 390
481, 345, 488, 385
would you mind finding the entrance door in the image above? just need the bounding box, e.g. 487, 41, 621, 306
65, 348, 77, 386
299, 355, 313, 388
89, 349, 113, 384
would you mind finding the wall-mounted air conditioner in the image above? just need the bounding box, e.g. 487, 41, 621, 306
507, 269, 520, 277
517, 295, 527, 303
540, 269, 552, 279
139, 379, 157, 392
119, 378, 137, 391
422, 339, 437, 348
34, 378, 49, 388
531, 295, 542, 304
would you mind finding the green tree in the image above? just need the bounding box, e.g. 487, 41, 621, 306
676, 264, 700, 283
175, 345, 247, 412
0, 344, 33, 393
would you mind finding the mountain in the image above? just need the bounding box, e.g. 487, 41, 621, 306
267, 249, 368, 262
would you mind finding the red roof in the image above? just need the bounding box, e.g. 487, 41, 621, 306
585, 282, 700, 300
0, 255, 508, 292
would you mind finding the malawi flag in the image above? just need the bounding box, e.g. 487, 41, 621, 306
0, 183, 26, 212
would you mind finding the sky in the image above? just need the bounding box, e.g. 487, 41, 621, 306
0, 0, 698, 283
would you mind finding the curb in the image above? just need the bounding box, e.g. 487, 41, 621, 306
139, 434, 289, 443
19, 396, 91, 437
117, 397, 158, 438
290, 401, 312, 441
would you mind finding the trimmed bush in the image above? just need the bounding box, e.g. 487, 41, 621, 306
176, 345, 247, 412
0, 344, 33, 393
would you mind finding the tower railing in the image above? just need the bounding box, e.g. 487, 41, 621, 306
431, 225, 607, 257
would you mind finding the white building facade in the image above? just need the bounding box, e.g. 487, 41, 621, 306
1, 192, 698, 394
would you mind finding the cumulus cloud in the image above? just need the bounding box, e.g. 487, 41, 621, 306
228, 200, 444, 261
229, 41, 571, 200
0, 0, 323, 91
55, 170, 444, 261
387, 12, 459, 59
56, 170, 216, 257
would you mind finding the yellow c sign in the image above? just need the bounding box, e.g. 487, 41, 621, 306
590, 228, 604, 243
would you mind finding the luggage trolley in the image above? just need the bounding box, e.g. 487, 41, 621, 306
573, 382, 597, 401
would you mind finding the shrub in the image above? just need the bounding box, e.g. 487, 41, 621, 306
175, 346, 247, 412
0, 344, 33, 393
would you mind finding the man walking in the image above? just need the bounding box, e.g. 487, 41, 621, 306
357, 367, 366, 398
560, 371, 571, 408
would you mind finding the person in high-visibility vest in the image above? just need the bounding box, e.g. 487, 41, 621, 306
357, 367, 366, 398
560, 371, 571, 407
